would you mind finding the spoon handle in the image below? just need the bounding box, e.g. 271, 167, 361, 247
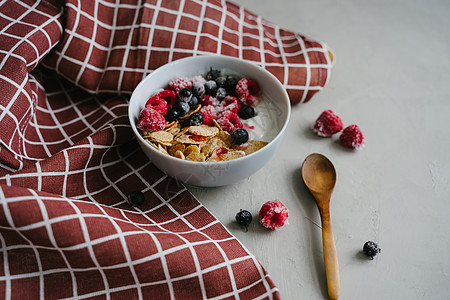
321, 215, 340, 300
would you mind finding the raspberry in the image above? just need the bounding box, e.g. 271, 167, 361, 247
218, 111, 243, 133
221, 95, 241, 114
137, 107, 166, 132
167, 77, 192, 92
236, 78, 260, 104
339, 124, 364, 149
243, 94, 260, 107
199, 105, 218, 126
313, 109, 344, 137
201, 94, 220, 107
259, 200, 289, 230
145, 95, 168, 115
157, 90, 177, 108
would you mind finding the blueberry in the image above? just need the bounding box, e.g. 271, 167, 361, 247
238, 105, 256, 119
188, 96, 199, 108
165, 108, 180, 122
173, 101, 190, 117
225, 75, 238, 90
191, 82, 205, 97
235, 209, 252, 231
205, 67, 221, 81
127, 191, 145, 206
363, 241, 381, 259
189, 112, 203, 126
204, 80, 217, 95
231, 128, 249, 145
178, 88, 192, 102
216, 87, 227, 101
215, 76, 226, 88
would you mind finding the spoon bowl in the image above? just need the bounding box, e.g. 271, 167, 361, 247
301, 153, 340, 300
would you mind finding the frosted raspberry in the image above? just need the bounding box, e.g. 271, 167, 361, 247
236, 78, 260, 104
199, 105, 218, 126
259, 200, 289, 230
145, 95, 168, 115
201, 94, 220, 107
157, 90, 177, 108
339, 124, 365, 149
313, 109, 344, 137
167, 77, 192, 92
137, 107, 166, 132
243, 94, 260, 107
218, 111, 243, 133
221, 95, 241, 114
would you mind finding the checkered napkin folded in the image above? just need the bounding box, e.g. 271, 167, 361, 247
0, 0, 332, 299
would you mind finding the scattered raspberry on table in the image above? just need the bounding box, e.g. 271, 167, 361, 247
313, 109, 344, 137
259, 200, 289, 230
339, 124, 365, 149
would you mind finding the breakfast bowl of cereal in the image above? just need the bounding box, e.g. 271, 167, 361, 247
128, 55, 290, 187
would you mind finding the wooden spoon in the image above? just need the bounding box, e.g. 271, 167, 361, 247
301, 153, 340, 300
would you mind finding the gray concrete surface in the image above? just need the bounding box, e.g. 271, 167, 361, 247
188, 1, 450, 299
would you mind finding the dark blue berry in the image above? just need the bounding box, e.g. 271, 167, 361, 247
178, 88, 192, 102
188, 96, 199, 108
363, 241, 381, 259
204, 80, 217, 95
225, 75, 238, 90
191, 82, 205, 97
238, 105, 256, 119
173, 101, 190, 117
231, 128, 249, 145
215, 76, 226, 88
189, 112, 203, 126
165, 108, 180, 122
127, 191, 145, 206
216, 87, 227, 101
205, 67, 221, 80
235, 209, 252, 231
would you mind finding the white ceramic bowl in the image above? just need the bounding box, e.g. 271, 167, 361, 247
128, 55, 290, 187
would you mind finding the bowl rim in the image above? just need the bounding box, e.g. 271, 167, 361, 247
128, 54, 291, 166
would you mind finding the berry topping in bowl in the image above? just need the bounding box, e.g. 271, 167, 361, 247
136, 67, 270, 162
231, 128, 249, 145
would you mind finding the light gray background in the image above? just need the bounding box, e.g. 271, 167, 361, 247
187, 1, 450, 299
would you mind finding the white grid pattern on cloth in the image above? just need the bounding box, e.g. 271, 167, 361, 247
40, 0, 331, 100
0, 0, 334, 298
0, 183, 277, 299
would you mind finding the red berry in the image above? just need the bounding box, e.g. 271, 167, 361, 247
137, 107, 166, 132
235, 78, 260, 103
243, 94, 260, 107
259, 200, 289, 230
201, 94, 220, 106
199, 105, 218, 126
157, 90, 177, 108
145, 95, 168, 115
167, 77, 192, 92
340, 124, 364, 149
218, 111, 243, 133
221, 95, 241, 114
313, 109, 344, 137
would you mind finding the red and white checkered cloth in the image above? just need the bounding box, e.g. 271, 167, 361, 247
0, 0, 332, 299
